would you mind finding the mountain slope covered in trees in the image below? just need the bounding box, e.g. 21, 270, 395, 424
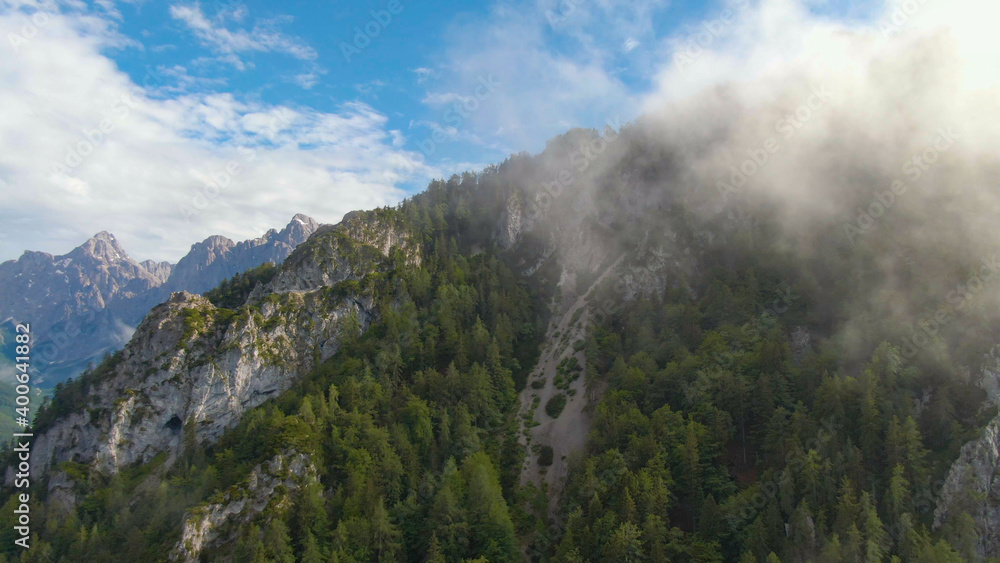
2, 105, 1000, 563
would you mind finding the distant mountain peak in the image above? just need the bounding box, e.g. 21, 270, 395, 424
193, 235, 236, 250
291, 213, 315, 225
162, 214, 320, 295
71, 231, 131, 264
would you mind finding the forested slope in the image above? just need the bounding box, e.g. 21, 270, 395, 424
1, 115, 999, 563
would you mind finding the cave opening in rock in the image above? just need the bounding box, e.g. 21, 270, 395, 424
165, 415, 183, 433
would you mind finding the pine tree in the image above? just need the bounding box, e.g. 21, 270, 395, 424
604, 522, 644, 563
790, 501, 817, 562
884, 465, 911, 539
426, 533, 446, 563
264, 519, 296, 563
698, 495, 723, 541
834, 478, 860, 537
302, 532, 324, 563
369, 499, 403, 562
817, 535, 843, 563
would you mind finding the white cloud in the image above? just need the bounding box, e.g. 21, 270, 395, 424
292, 68, 323, 89
421, 92, 474, 106
412, 67, 434, 85
169, 3, 316, 70
93, 0, 121, 20
623, 0, 1000, 241
420, 0, 999, 159
156, 64, 228, 93
0, 3, 439, 262
416, 0, 670, 152
641, 0, 1000, 110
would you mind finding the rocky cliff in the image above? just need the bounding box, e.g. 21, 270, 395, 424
13, 210, 413, 493
24, 288, 368, 481
934, 349, 1000, 559
170, 450, 317, 562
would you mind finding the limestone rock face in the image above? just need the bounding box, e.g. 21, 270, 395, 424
10, 211, 411, 485
20, 289, 369, 480
265, 210, 419, 295
934, 348, 1000, 559
496, 194, 523, 251
170, 451, 317, 562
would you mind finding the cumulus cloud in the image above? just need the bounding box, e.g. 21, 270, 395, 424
0, 2, 438, 262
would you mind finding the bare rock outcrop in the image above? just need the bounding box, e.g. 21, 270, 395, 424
170, 451, 317, 562
934, 348, 1000, 559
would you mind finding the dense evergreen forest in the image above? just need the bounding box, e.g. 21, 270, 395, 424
0, 132, 997, 563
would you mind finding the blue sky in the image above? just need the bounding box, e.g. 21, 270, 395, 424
109, 0, 720, 171
0, 0, 891, 261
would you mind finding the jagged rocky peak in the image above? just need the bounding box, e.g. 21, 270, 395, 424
70, 231, 131, 264
24, 275, 370, 480
163, 215, 320, 295
181, 235, 237, 268
287, 212, 320, 234
264, 209, 418, 295
0, 230, 160, 316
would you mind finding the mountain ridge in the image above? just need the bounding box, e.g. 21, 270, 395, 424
0, 215, 320, 385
